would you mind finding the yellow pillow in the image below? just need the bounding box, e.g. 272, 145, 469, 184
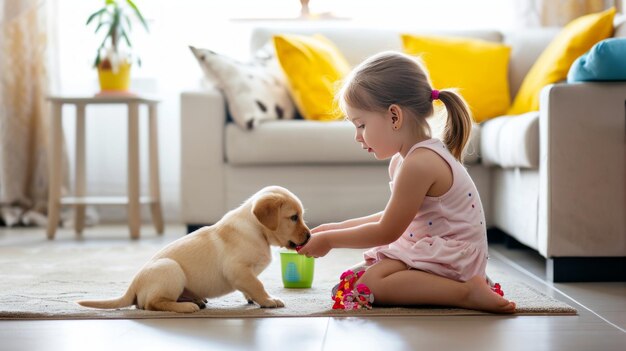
508, 7, 615, 115
273, 34, 350, 121
402, 34, 511, 123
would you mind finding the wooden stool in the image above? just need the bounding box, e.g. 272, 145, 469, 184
46, 93, 164, 239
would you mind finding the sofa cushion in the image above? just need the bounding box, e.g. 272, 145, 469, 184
567, 38, 626, 82
189, 46, 295, 129
225, 120, 481, 165
226, 120, 375, 165
508, 8, 615, 115
480, 112, 539, 169
273, 34, 350, 121
401, 34, 511, 123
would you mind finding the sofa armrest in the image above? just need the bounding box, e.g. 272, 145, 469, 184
538, 82, 626, 257
180, 88, 227, 224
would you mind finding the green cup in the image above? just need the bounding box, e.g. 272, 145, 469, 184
280, 251, 315, 288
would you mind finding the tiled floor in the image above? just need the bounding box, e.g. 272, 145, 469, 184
0, 225, 624, 351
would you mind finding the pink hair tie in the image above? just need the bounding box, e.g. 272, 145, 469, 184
431, 89, 440, 101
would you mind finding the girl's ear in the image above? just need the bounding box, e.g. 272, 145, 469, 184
389, 104, 403, 130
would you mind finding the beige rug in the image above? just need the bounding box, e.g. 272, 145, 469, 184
0, 233, 577, 319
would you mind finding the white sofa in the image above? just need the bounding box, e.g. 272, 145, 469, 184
180, 24, 626, 282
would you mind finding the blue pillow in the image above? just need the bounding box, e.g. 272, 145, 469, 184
567, 38, 626, 82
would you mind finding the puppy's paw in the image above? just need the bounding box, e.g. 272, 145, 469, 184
258, 297, 285, 308
175, 302, 201, 313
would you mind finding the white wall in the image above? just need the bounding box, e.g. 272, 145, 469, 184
56, 0, 516, 223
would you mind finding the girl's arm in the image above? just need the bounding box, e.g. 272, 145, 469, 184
311, 153, 402, 233
311, 211, 383, 233
299, 149, 441, 256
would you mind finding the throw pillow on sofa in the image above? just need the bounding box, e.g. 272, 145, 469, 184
567, 38, 626, 82
401, 34, 511, 123
508, 7, 615, 115
189, 46, 295, 130
273, 34, 351, 121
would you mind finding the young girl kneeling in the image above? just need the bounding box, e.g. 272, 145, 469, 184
298, 51, 516, 313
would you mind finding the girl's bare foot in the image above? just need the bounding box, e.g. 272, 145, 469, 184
462, 276, 516, 313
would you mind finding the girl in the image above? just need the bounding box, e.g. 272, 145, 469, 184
297, 51, 516, 313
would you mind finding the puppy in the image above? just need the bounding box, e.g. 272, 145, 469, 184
78, 186, 310, 313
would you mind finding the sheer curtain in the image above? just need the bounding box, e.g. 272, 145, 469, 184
514, 0, 619, 27
0, 0, 66, 227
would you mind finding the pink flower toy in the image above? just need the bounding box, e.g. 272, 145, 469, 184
356, 283, 370, 295
486, 277, 505, 297
331, 269, 374, 310
342, 291, 357, 310
491, 283, 504, 297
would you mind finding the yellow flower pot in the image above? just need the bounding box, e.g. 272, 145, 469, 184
97, 62, 131, 91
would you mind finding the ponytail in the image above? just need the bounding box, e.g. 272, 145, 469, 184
437, 90, 472, 163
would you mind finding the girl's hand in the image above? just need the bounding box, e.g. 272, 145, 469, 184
297, 234, 331, 258
311, 223, 340, 234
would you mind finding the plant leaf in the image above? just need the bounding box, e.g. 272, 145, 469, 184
126, 0, 149, 32
124, 15, 132, 32
121, 31, 132, 48
99, 25, 115, 51
110, 6, 121, 50
86, 8, 106, 25
94, 21, 110, 34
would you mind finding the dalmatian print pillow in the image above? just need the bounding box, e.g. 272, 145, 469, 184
190, 46, 295, 129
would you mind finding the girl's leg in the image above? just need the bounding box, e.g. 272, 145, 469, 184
358, 259, 516, 313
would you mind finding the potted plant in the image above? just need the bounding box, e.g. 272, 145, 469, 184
86, 0, 149, 91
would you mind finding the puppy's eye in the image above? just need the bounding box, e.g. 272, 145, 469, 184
290, 214, 298, 222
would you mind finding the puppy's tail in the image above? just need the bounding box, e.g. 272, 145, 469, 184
77, 285, 136, 310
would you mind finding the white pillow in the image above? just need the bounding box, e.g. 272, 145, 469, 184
189, 46, 295, 129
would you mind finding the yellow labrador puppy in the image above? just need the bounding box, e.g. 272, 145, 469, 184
78, 186, 310, 313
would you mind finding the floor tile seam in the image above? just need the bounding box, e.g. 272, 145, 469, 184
320, 318, 330, 351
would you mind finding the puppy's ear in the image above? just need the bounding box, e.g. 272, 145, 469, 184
252, 194, 283, 231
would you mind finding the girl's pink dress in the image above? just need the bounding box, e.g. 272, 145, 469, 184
364, 138, 488, 282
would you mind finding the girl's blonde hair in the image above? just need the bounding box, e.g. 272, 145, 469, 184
337, 51, 472, 162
